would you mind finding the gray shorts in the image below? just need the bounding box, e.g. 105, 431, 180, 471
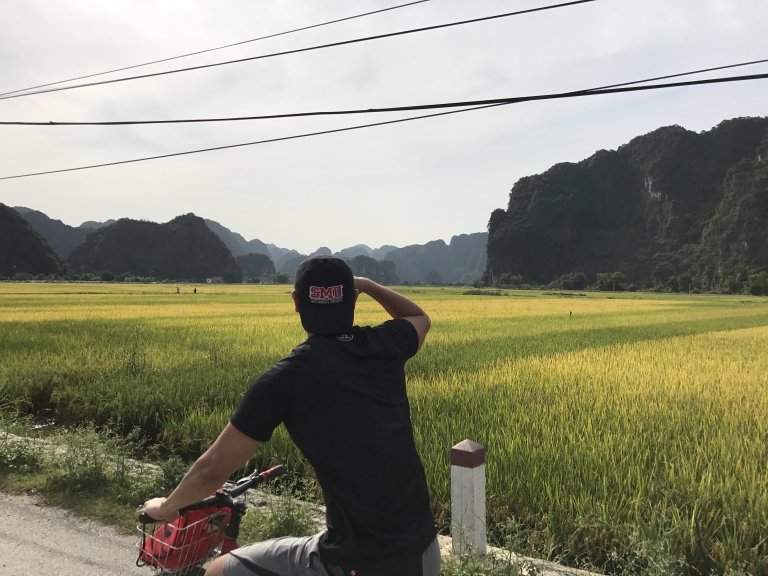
223, 532, 440, 576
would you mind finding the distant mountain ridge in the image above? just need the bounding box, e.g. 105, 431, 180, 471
203, 219, 294, 264
1, 204, 60, 276
68, 213, 242, 281
11, 206, 487, 284
198, 219, 486, 283
13, 207, 90, 260
487, 116, 768, 292
381, 234, 488, 284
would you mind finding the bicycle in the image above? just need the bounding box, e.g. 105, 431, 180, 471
136, 464, 286, 575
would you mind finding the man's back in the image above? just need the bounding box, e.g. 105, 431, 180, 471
231, 319, 436, 567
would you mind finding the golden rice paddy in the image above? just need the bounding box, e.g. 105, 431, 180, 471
1, 282, 766, 573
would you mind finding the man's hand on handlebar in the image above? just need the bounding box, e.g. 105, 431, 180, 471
139, 497, 179, 523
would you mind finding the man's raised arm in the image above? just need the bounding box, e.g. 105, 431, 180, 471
354, 277, 431, 349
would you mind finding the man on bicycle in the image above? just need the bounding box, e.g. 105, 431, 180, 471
141, 257, 440, 576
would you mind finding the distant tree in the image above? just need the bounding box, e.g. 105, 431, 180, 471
748, 272, 768, 296
666, 276, 681, 293
495, 273, 524, 288
554, 272, 587, 290
269, 273, 290, 284
596, 272, 625, 291
721, 274, 741, 295
676, 273, 693, 293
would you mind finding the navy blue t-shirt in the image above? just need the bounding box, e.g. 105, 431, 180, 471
230, 319, 436, 567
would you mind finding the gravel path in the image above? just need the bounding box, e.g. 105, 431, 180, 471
0, 491, 145, 576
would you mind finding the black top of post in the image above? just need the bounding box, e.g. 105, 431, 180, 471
450, 439, 486, 468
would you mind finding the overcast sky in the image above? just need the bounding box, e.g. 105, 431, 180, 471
1, 0, 766, 254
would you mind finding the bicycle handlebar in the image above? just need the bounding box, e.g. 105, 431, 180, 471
228, 464, 286, 498
138, 464, 287, 524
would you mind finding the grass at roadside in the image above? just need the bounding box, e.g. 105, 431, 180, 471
0, 417, 318, 541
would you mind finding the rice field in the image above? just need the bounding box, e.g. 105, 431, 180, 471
1, 282, 767, 574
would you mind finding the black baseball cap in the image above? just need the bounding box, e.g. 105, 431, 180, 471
294, 257, 355, 334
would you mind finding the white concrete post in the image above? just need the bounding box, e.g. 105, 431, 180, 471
450, 439, 486, 555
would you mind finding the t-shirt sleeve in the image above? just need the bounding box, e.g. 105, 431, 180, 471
230, 360, 290, 442
376, 318, 420, 360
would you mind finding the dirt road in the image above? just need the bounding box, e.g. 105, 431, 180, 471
0, 491, 145, 576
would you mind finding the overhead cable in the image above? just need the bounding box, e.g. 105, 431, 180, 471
0, 0, 597, 101
1, 71, 766, 181
0, 0, 432, 98
3, 58, 766, 126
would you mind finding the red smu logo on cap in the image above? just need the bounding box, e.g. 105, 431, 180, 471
309, 285, 343, 304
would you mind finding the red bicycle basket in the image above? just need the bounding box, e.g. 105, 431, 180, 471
138, 506, 233, 572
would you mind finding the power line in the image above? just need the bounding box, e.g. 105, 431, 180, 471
6, 106, 497, 180
582, 58, 768, 93
0, 0, 432, 99
0, 0, 598, 101
2, 71, 766, 181
3, 58, 766, 126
